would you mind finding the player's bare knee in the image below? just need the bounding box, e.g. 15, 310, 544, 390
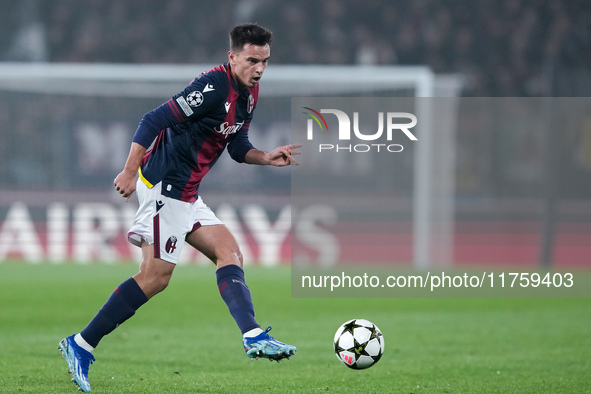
234, 249, 244, 267
134, 258, 174, 298
137, 274, 170, 299
216, 247, 243, 268
153, 275, 171, 294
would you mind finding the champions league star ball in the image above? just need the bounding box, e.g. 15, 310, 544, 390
334, 319, 385, 369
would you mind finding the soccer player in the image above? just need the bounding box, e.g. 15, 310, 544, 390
58, 23, 299, 392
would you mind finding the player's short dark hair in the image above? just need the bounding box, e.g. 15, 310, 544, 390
229, 23, 272, 52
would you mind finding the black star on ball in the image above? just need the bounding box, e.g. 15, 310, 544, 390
341, 320, 362, 335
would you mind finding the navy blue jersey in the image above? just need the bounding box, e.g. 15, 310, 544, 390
132, 63, 258, 202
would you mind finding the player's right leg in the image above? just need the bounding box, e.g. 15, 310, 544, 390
58, 276, 148, 392
67, 180, 182, 346
58, 245, 174, 392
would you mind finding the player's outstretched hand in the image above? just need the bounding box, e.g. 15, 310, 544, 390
113, 169, 137, 201
267, 144, 302, 166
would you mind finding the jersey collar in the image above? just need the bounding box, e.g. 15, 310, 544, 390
226, 62, 248, 93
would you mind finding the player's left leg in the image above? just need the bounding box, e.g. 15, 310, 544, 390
186, 224, 258, 332
185, 224, 296, 361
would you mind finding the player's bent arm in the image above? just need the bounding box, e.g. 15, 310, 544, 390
114, 142, 147, 200
244, 144, 301, 167
244, 148, 271, 165
114, 99, 184, 199
120, 142, 147, 174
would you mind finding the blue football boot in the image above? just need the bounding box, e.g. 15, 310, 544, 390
58, 335, 95, 392
243, 327, 296, 362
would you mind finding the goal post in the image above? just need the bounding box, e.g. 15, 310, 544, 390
0, 63, 461, 268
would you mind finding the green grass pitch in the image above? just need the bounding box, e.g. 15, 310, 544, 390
0, 263, 590, 393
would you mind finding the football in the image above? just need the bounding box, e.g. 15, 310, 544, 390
333, 318, 385, 369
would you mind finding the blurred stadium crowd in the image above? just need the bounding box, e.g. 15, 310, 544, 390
1, 0, 590, 96
1, 0, 590, 200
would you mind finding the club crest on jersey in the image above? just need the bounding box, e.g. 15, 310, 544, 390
247, 94, 255, 114
214, 120, 244, 138
186, 91, 204, 107
165, 236, 178, 254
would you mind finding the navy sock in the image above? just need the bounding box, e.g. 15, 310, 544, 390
80, 277, 148, 348
216, 265, 259, 334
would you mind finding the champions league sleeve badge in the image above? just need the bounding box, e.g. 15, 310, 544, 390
186, 91, 204, 107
